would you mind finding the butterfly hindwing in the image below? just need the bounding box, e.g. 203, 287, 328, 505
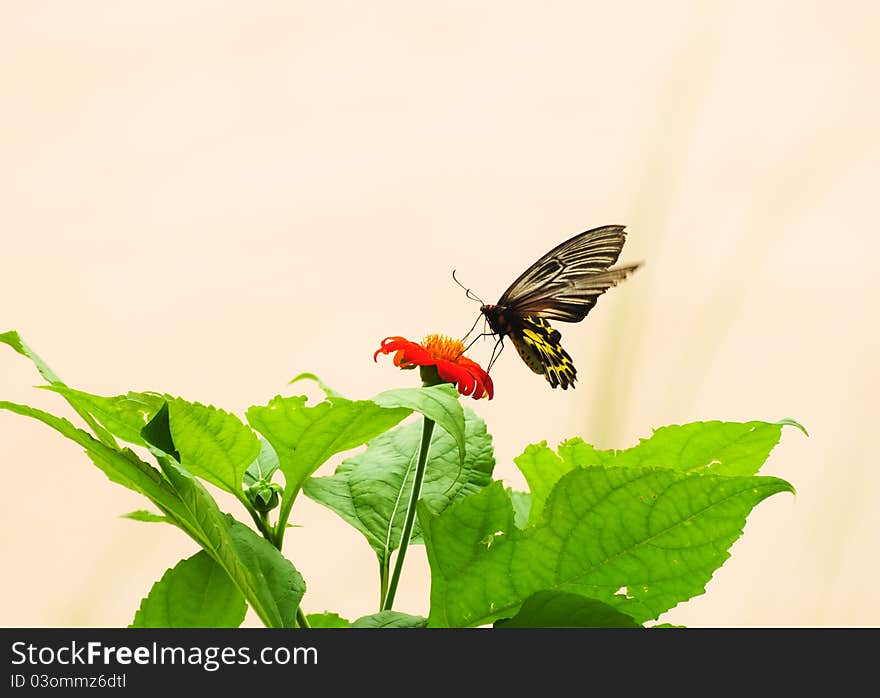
510, 316, 577, 390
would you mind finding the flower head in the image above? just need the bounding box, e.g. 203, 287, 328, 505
374, 334, 494, 400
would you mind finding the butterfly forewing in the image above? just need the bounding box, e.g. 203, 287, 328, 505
498, 225, 630, 315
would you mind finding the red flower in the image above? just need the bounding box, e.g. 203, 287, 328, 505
374, 334, 494, 400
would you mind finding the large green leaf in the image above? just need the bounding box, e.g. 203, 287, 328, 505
517, 420, 800, 525
558, 421, 795, 475
371, 384, 466, 466
494, 590, 642, 628
131, 551, 247, 628
303, 408, 494, 560
421, 468, 794, 627
246, 394, 411, 521
164, 397, 260, 496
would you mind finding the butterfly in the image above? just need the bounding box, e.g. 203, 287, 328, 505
462, 225, 641, 389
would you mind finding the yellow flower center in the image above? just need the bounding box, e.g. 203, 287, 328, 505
421, 334, 465, 362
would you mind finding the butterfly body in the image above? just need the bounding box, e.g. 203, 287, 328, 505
475, 225, 640, 389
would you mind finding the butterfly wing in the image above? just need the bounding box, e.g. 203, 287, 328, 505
498, 225, 640, 322
509, 316, 577, 389
481, 224, 640, 389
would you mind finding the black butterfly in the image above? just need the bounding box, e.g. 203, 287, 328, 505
465, 225, 641, 389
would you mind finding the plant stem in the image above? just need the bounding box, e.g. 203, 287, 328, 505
378, 555, 390, 610
296, 606, 310, 628
272, 488, 299, 548
256, 510, 272, 538
382, 416, 435, 612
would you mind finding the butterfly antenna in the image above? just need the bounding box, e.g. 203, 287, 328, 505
451, 269, 484, 304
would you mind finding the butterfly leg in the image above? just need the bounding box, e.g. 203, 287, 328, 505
461, 331, 496, 355
460, 312, 485, 344
486, 336, 505, 373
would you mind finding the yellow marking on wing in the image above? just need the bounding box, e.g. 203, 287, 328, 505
517, 317, 578, 389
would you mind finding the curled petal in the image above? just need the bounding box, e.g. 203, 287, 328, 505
374, 334, 494, 400
374, 337, 434, 369
458, 356, 494, 400
435, 359, 475, 397
374, 337, 411, 362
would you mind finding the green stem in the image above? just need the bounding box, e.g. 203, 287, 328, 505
382, 416, 435, 612
256, 510, 272, 539
378, 555, 390, 610
296, 606, 310, 629
272, 487, 299, 548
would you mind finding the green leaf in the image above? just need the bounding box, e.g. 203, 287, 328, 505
494, 591, 642, 628
130, 551, 247, 628
518, 420, 796, 525
419, 482, 514, 592
306, 612, 351, 628
1, 330, 64, 385
421, 468, 794, 627
776, 417, 809, 436
41, 386, 164, 447
165, 397, 261, 496
157, 456, 306, 629
350, 611, 428, 628
512, 441, 571, 527
246, 394, 411, 508
508, 490, 531, 529
1, 331, 117, 447
303, 408, 494, 560
243, 437, 281, 487
139, 397, 261, 496
371, 384, 466, 466
224, 517, 305, 627
121, 510, 168, 523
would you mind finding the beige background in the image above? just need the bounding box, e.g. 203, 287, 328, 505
1, 2, 878, 627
